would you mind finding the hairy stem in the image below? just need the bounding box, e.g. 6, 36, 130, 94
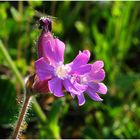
12, 95, 31, 139
0, 40, 47, 119
0, 40, 48, 134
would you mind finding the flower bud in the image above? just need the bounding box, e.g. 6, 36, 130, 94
32, 75, 49, 93
37, 17, 53, 58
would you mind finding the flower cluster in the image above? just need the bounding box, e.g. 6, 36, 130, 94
34, 18, 107, 106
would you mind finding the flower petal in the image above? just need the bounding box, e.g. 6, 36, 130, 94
54, 38, 65, 63
88, 69, 105, 82
38, 32, 53, 58
77, 93, 85, 106
87, 91, 103, 101
88, 82, 99, 92
70, 64, 91, 75
92, 61, 104, 71
68, 50, 90, 71
73, 80, 87, 93
83, 50, 90, 58
43, 38, 65, 66
63, 79, 87, 95
86, 82, 102, 101
35, 57, 54, 80
48, 77, 64, 97
43, 40, 56, 66
97, 83, 107, 94
63, 79, 79, 95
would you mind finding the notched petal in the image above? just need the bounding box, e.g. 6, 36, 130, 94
88, 69, 105, 82
87, 91, 103, 101
92, 61, 104, 71
97, 83, 107, 94
77, 93, 85, 106
69, 50, 90, 70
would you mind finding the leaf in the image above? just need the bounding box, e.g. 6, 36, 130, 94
47, 98, 64, 138
10, 7, 21, 22
0, 77, 19, 126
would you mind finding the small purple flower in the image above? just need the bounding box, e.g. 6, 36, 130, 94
34, 33, 107, 106
34, 17, 107, 106
69, 61, 107, 105
35, 38, 91, 97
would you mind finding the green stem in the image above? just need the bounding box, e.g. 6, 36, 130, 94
0, 40, 47, 125
32, 97, 47, 123
0, 40, 24, 88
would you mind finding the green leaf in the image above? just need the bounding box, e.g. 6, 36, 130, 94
48, 98, 64, 138
0, 77, 19, 125
10, 7, 21, 22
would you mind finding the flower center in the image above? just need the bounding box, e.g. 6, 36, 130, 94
80, 76, 88, 84
71, 75, 88, 85
55, 64, 70, 79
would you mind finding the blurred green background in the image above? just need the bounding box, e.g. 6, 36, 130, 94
0, 1, 140, 139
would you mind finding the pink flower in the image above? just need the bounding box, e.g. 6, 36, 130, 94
69, 61, 107, 105
35, 45, 91, 98
34, 17, 107, 106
